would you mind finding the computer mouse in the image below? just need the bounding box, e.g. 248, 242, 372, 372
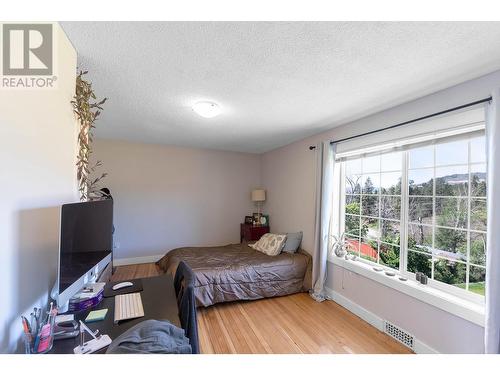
112, 281, 134, 291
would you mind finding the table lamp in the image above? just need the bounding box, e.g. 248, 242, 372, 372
251, 189, 266, 226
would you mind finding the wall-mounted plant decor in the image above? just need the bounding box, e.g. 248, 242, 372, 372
71, 70, 108, 201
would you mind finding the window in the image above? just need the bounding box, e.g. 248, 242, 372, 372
344, 152, 402, 269
340, 133, 487, 301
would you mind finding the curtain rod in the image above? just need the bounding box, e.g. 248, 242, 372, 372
308, 96, 492, 150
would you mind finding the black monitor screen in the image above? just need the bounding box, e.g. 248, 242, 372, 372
59, 199, 113, 293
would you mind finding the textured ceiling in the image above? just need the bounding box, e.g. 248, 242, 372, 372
61, 22, 500, 153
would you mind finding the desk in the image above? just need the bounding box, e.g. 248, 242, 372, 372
50, 275, 180, 354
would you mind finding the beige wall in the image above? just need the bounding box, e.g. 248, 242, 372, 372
261, 69, 500, 353
0, 24, 78, 353
92, 139, 261, 263
261, 140, 317, 255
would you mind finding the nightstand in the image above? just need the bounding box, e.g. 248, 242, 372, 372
240, 223, 270, 243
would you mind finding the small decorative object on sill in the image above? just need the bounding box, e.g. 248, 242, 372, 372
331, 233, 347, 257
415, 272, 428, 285
373, 267, 383, 272
344, 253, 357, 261
398, 276, 408, 282
384, 270, 396, 277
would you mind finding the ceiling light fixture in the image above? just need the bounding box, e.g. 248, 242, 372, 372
192, 101, 221, 118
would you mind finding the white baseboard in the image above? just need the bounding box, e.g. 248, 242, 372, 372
113, 254, 163, 266
324, 286, 439, 354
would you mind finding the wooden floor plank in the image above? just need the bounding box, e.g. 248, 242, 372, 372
197, 308, 215, 354
215, 303, 261, 353
112, 263, 413, 354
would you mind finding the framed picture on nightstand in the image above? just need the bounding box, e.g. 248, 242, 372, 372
260, 214, 269, 227
252, 212, 260, 225
244, 216, 253, 224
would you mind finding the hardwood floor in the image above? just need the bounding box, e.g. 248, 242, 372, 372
112, 262, 412, 354
111, 262, 160, 281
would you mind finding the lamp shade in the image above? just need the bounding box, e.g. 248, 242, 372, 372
251, 189, 266, 202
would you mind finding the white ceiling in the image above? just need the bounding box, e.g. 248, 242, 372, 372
61, 22, 500, 153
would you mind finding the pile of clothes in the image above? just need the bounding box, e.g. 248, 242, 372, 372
106, 319, 192, 354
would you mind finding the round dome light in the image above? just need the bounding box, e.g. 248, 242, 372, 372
192, 101, 221, 118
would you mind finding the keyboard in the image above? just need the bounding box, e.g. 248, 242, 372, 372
114, 293, 145, 323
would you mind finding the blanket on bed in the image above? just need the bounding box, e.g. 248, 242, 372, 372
156, 243, 312, 307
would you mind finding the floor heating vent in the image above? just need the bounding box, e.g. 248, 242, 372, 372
384, 321, 414, 349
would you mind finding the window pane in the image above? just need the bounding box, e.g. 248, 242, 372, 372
362, 155, 380, 173
470, 136, 486, 163
470, 199, 487, 231
345, 175, 361, 194
434, 259, 466, 287
409, 145, 434, 169
345, 194, 361, 215
345, 236, 360, 255
360, 239, 378, 262
381, 172, 401, 194
346, 158, 362, 175
434, 228, 467, 261
435, 166, 468, 196
361, 195, 379, 217
345, 215, 360, 236
407, 223, 432, 253
362, 174, 380, 194
408, 197, 433, 224
359, 240, 378, 262
470, 232, 486, 266
435, 197, 468, 229
436, 139, 468, 166
471, 164, 487, 197
381, 220, 400, 245
409, 169, 433, 195
381, 152, 402, 172
407, 250, 432, 277
380, 196, 401, 220
379, 243, 400, 270
468, 265, 486, 296
361, 216, 379, 240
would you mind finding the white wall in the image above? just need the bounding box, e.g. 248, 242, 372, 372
261, 69, 500, 353
92, 139, 261, 263
0, 24, 78, 353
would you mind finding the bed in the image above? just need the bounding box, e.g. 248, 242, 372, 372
156, 242, 312, 307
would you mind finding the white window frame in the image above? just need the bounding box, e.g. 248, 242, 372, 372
336, 132, 487, 306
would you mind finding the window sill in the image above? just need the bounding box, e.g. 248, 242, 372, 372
328, 255, 485, 327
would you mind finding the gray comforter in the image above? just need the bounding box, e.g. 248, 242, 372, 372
157, 243, 312, 307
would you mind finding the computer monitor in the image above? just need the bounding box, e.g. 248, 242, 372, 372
54, 199, 113, 311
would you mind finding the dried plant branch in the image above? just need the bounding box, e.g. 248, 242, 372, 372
71, 70, 108, 201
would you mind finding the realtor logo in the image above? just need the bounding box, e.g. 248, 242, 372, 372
1, 23, 57, 88
3, 24, 53, 75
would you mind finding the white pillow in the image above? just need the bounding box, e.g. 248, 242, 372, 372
249, 233, 287, 256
